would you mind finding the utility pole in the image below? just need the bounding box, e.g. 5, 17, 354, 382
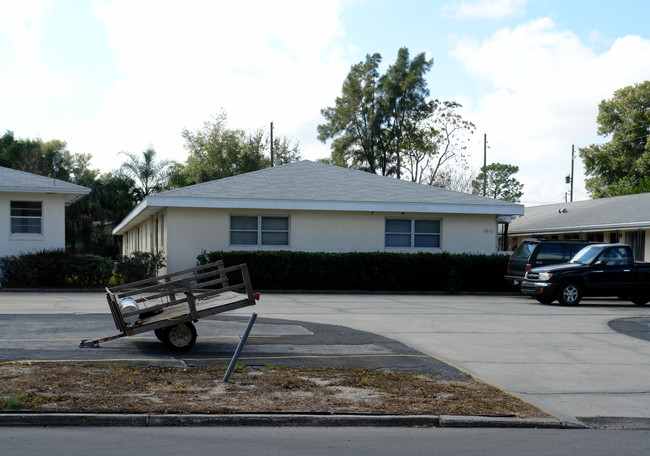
270, 122, 274, 167
570, 144, 575, 202
483, 133, 487, 197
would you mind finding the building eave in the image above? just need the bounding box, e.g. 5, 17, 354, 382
113, 195, 524, 235
0, 186, 91, 205
510, 220, 650, 236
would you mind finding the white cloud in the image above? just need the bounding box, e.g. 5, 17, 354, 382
445, 0, 528, 19
0, 0, 71, 106
75, 0, 347, 171
451, 18, 650, 204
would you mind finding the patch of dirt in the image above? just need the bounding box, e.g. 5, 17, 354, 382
0, 363, 549, 417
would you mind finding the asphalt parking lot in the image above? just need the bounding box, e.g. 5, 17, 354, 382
2, 291, 650, 423
0, 313, 464, 380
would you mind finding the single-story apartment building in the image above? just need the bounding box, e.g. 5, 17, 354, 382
0, 166, 90, 257
507, 192, 650, 260
113, 160, 524, 273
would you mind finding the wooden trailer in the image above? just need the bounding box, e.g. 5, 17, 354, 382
80, 260, 258, 351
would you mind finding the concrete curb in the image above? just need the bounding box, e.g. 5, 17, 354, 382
577, 416, 650, 430
0, 413, 585, 428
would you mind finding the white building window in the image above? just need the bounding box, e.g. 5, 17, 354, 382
385, 218, 440, 248
10, 201, 42, 234
230, 215, 289, 246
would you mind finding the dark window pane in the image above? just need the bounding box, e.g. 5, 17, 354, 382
261, 232, 288, 245
415, 220, 440, 234
11, 218, 41, 234
11, 201, 42, 217
231, 216, 257, 230
513, 242, 535, 259
385, 234, 411, 247
262, 217, 288, 231
536, 244, 564, 261
10, 202, 42, 234
386, 219, 411, 233
415, 234, 440, 248
231, 231, 258, 245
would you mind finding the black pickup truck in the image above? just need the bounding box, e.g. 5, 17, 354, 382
521, 243, 650, 305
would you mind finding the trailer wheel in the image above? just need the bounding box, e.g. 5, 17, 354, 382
154, 328, 167, 342
162, 322, 197, 351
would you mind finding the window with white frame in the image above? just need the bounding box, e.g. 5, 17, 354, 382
230, 215, 289, 246
10, 201, 43, 234
385, 218, 440, 248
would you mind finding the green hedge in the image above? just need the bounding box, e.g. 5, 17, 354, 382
197, 251, 510, 292
0, 249, 113, 288
114, 251, 166, 283
0, 250, 166, 288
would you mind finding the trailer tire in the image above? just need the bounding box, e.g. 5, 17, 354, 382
162, 322, 197, 351
154, 328, 167, 342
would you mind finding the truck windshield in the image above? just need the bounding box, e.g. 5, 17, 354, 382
570, 246, 601, 265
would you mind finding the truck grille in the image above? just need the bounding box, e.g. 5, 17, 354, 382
525, 271, 540, 280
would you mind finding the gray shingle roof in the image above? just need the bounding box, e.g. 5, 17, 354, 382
509, 193, 650, 234
161, 160, 518, 206
114, 160, 523, 234
0, 166, 90, 205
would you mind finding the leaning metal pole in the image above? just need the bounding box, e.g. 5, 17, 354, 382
223, 313, 258, 383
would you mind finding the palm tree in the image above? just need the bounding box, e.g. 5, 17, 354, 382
119, 147, 170, 201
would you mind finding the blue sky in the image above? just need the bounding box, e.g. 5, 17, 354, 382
1, 0, 649, 205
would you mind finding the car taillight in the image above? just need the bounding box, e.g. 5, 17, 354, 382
526, 264, 531, 272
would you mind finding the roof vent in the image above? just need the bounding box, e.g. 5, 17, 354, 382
557, 208, 568, 214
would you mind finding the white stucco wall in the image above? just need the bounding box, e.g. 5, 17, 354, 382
0, 192, 66, 257
122, 207, 500, 273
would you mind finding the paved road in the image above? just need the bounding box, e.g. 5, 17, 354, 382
2, 292, 650, 422
2, 427, 650, 456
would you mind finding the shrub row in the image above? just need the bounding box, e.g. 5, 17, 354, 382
0, 250, 166, 288
197, 251, 510, 292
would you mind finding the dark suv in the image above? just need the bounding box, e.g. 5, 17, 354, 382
504, 239, 593, 288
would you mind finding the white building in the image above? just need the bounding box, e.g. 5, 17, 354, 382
113, 160, 524, 273
507, 193, 650, 260
0, 166, 90, 256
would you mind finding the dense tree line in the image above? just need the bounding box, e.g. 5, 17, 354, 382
1, 113, 300, 258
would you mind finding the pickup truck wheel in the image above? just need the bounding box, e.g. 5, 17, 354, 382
162, 322, 197, 351
557, 282, 581, 306
631, 295, 649, 306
